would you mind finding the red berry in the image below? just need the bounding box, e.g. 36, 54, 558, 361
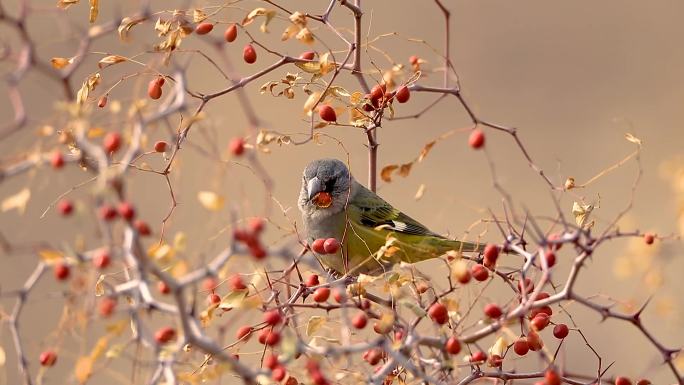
483, 244, 499, 269
249, 217, 265, 234
359, 299, 371, 310
99, 204, 117, 221
58, 199, 73, 216
158, 281, 171, 294
236, 325, 252, 341
305, 274, 319, 287
148, 79, 162, 100
272, 365, 286, 381
395, 86, 410, 103
230, 274, 246, 291
299, 51, 315, 60
264, 353, 279, 370
409, 55, 419, 65
249, 243, 267, 259
428, 302, 448, 324
93, 248, 111, 269
548, 233, 563, 250
615, 377, 633, 385
553, 323, 569, 339
471, 264, 489, 281
155, 326, 176, 344
469, 351, 486, 363
444, 336, 461, 354
54, 263, 70, 281
155, 77, 165, 87
117, 201, 135, 220
370, 84, 386, 102
468, 129, 485, 149
224, 24, 238, 42
352, 312, 367, 329
318, 105, 337, 122
243, 44, 257, 64
533, 292, 551, 301
134, 220, 151, 236
202, 277, 218, 292
311, 239, 326, 254
98, 95, 108, 108
636, 379, 652, 385
39, 350, 57, 367
312, 287, 330, 302
333, 289, 346, 303
229, 137, 245, 156
484, 303, 502, 319
518, 277, 534, 294
99, 297, 117, 317
154, 141, 168, 152
513, 338, 529, 356
531, 313, 550, 331
103, 132, 122, 153
544, 249, 556, 268
527, 330, 543, 351
195, 22, 214, 35
51, 151, 64, 169
260, 329, 281, 346
545, 369, 562, 385
488, 354, 503, 367
264, 309, 282, 326
323, 238, 340, 254
208, 293, 221, 305
644, 233, 655, 245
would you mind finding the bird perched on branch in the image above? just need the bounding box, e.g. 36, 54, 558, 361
298, 158, 483, 276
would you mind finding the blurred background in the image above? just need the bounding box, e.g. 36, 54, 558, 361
0, 0, 683, 384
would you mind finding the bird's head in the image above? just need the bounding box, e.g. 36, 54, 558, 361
298, 158, 354, 217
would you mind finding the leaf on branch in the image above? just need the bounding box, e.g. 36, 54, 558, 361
105, 344, 124, 359
488, 336, 508, 357
147, 243, 175, 262
118, 16, 145, 41
381, 133, 453, 183
95, 274, 106, 296
1, 188, 30, 214
256, 129, 291, 153
74, 356, 93, 384
303, 92, 322, 116
564, 177, 576, 190
242, 8, 276, 33
97, 55, 127, 69
572, 201, 594, 229
218, 290, 248, 311
76, 73, 101, 106
380, 165, 399, 182
51, 57, 74, 69
296, 27, 314, 45
193, 8, 208, 23
295, 61, 322, 74
306, 316, 325, 336
88, 0, 99, 23
197, 191, 225, 211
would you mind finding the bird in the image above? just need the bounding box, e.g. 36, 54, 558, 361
298, 158, 483, 276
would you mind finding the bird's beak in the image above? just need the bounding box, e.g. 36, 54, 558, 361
307, 176, 323, 201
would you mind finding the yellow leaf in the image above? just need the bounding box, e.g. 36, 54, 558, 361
296, 27, 314, 44
118, 16, 145, 41
306, 316, 325, 336
88, 0, 98, 23
488, 336, 508, 357
105, 343, 124, 359
193, 8, 208, 23
242, 8, 276, 33
197, 191, 225, 211
97, 55, 126, 69
173, 231, 187, 252
414, 184, 426, 200
95, 274, 105, 296
218, 289, 248, 310
303, 91, 322, 115
75, 356, 93, 384
38, 249, 63, 261
50, 57, 73, 69
295, 61, 322, 74
147, 243, 175, 261
2, 188, 30, 214
0, 346, 5, 367
564, 177, 576, 190
572, 201, 594, 228
57, 0, 79, 9
89, 336, 109, 361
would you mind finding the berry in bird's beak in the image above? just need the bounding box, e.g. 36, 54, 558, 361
312, 192, 333, 208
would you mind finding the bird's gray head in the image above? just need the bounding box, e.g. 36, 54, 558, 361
298, 158, 355, 218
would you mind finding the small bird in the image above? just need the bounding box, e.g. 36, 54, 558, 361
298, 158, 483, 276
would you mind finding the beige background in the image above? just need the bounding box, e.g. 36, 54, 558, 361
0, 0, 683, 384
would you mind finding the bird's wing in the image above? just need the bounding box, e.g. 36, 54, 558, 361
349, 187, 443, 238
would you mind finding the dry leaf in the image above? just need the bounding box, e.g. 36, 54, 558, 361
76, 73, 101, 106
50, 57, 73, 69
193, 8, 208, 22
197, 191, 225, 211
39, 249, 63, 261
75, 356, 93, 384
306, 316, 325, 336
572, 201, 594, 228
118, 16, 145, 41
0, 346, 5, 367
564, 177, 576, 190
218, 290, 248, 310
57, 0, 79, 9
98, 55, 126, 69
242, 8, 276, 33
414, 184, 426, 200
625, 133, 642, 146
488, 336, 508, 357
2, 188, 30, 214
380, 165, 399, 182
95, 274, 105, 296
88, 0, 98, 23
